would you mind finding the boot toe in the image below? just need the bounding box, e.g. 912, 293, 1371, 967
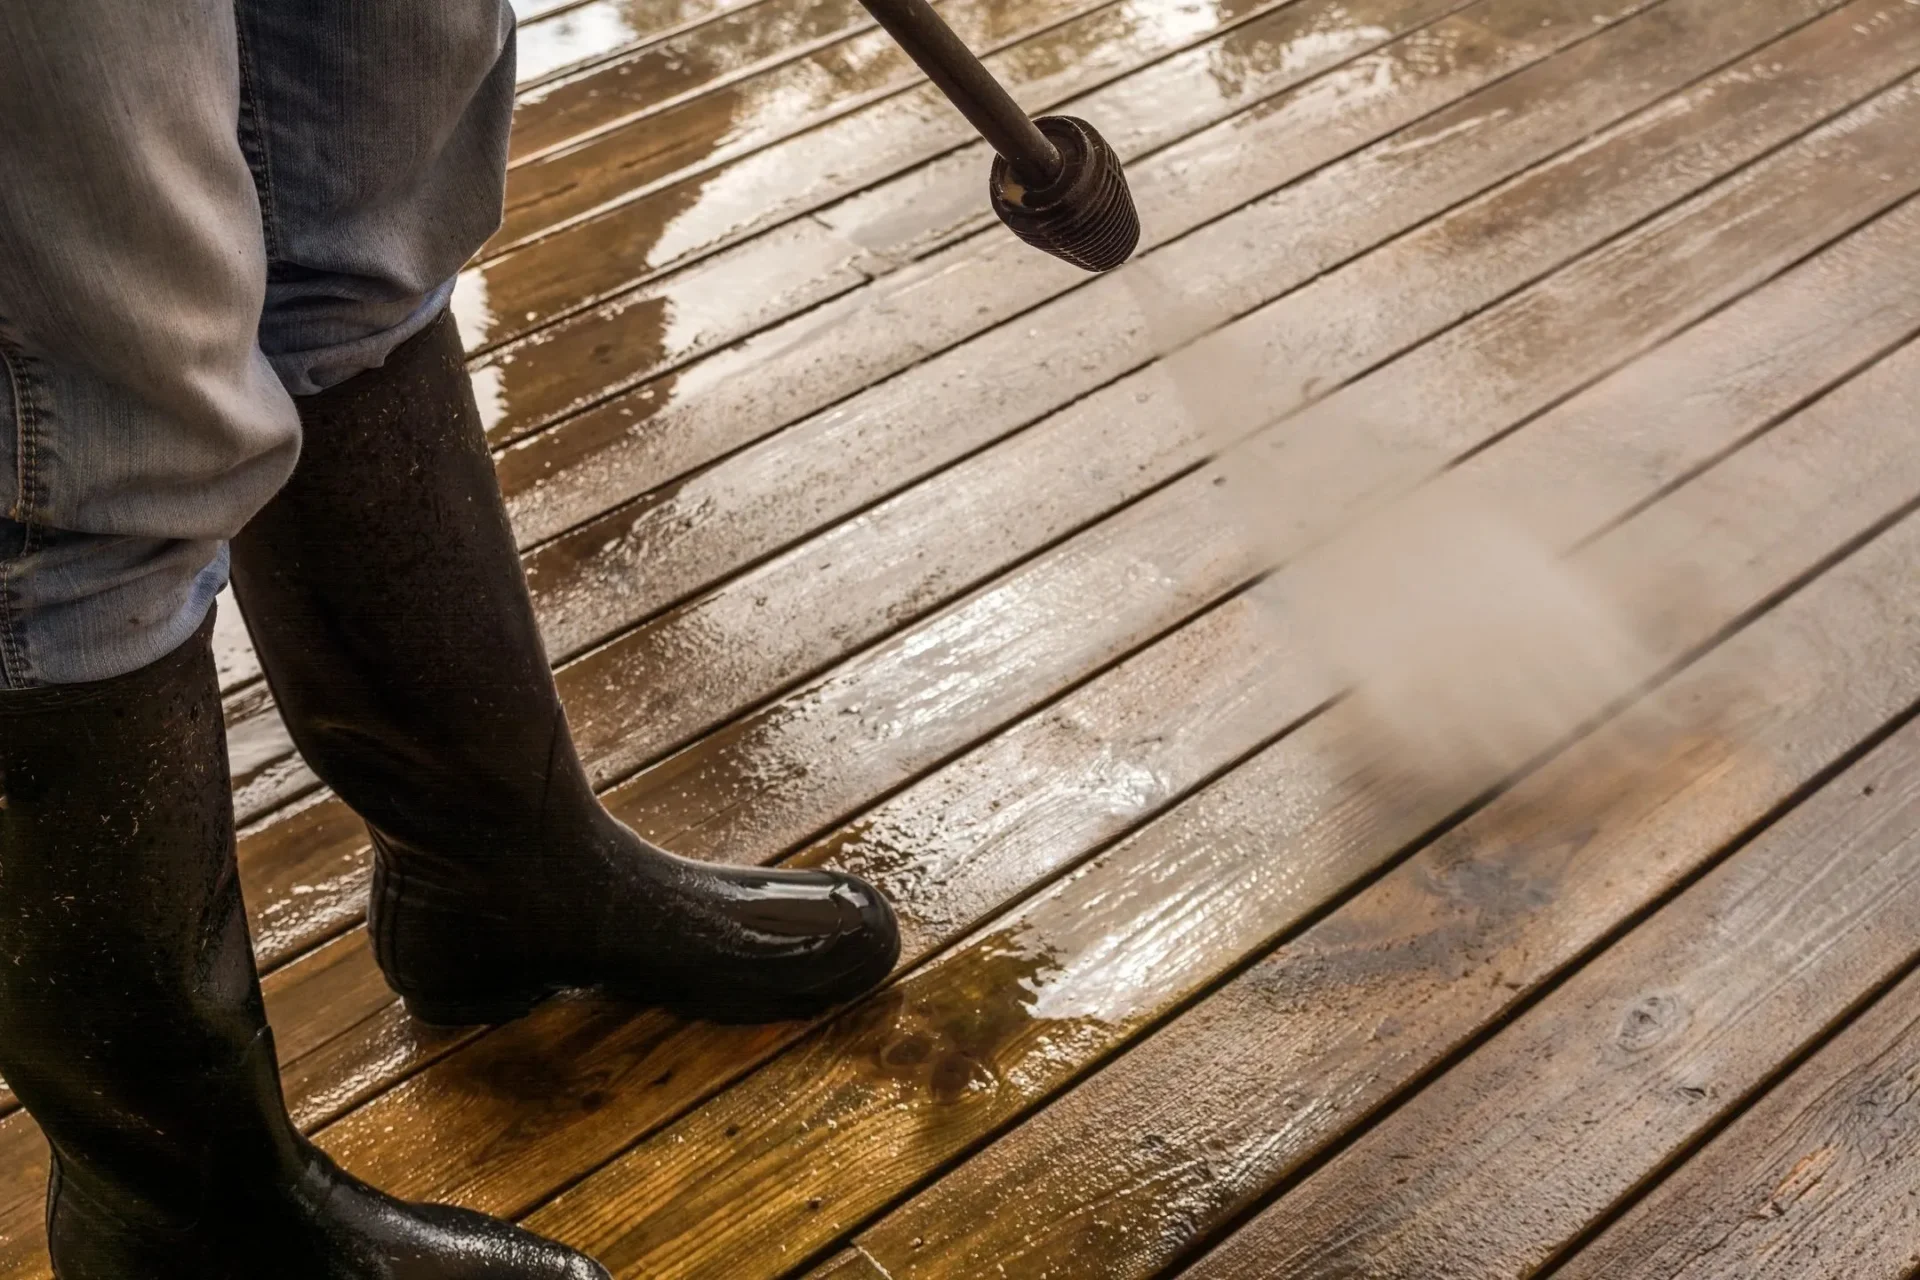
659, 863, 902, 1023
403, 1202, 611, 1278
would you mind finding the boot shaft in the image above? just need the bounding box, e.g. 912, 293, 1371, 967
230, 311, 602, 861
0, 615, 307, 1244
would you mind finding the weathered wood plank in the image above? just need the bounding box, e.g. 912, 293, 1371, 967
817, 352, 1920, 1280
1181, 719, 1920, 1280
516, 330, 1920, 1277
1556, 971, 1920, 1280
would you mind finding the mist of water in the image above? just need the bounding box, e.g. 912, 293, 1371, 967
1124, 259, 1667, 793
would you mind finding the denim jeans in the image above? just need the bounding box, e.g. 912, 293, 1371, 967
0, 0, 515, 687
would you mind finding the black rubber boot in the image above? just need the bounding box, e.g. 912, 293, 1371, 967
229, 311, 899, 1027
0, 614, 608, 1279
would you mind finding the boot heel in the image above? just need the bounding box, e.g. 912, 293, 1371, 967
399, 987, 551, 1028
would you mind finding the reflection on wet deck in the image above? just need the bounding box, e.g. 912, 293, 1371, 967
9, 0, 1920, 1275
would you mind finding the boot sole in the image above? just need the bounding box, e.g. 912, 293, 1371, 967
400, 988, 554, 1028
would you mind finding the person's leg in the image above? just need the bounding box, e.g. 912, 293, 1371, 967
227, 0, 899, 1029
0, 3, 295, 689
0, 5, 603, 1275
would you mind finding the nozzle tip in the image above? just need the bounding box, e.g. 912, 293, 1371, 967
989, 116, 1140, 273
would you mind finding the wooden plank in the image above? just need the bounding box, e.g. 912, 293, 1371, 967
554, 43, 1920, 805
3, 55, 1920, 1280
815, 356, 1920, 1280
227, 0, 1745, 843
150, 55, 1920, 1213
1181, 721, 1920, 1280
514, 0, 967, 161
463, 0, 1509, 361
489, 0, 1257, 254
1556, 970, 1920, 1280
513, 332, 1920, 1277
0, 1122, 45, 1253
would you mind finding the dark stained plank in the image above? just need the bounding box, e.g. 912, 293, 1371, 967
514, 331, 1920, 1277
815, 353, 1920, 1280
1556, 970, 1920, 1280
1180, 717, 1920, 1280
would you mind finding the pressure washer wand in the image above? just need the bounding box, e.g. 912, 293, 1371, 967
855, 0, 1141, 271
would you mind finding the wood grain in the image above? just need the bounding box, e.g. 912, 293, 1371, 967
1556, 969, 1920, 1280
266, 158, 1920, 1256
187, 156, 1920, 1250
1183, 712, 1920, 1280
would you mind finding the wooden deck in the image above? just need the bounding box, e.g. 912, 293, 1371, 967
8, 0, 1920, 1274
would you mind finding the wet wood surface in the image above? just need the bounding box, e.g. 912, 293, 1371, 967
6, 0, 1920, 1274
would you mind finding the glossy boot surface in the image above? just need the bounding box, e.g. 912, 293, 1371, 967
229, 311, 899, 1026
0, 615, 607, 1278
